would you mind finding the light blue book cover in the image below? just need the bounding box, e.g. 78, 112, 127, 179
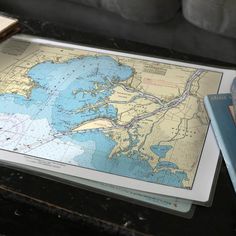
204, 93, 236, 193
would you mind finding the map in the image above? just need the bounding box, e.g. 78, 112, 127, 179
0, 38, 222, 189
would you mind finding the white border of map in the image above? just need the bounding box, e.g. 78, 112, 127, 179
0, 34, 235, 203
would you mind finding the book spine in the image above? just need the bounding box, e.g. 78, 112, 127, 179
204, 96, 236, 192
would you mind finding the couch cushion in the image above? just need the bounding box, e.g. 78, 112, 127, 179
182, 0, 236, 39
68, 0, 181, 23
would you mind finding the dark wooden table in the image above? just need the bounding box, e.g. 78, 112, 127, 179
0, 16, 236, 236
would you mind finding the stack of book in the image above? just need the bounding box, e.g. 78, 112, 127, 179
204, 80, 236, 194
0, 33, 235, 218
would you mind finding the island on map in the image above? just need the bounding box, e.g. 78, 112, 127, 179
0, 39, 222, 189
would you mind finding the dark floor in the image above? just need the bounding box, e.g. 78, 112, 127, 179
0, 195, 118, 236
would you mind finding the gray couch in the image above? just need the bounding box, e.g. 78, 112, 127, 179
0, 0, 236, 64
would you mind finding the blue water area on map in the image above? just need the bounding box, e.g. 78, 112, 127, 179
0, 55, 188, 188
75, 149, 186, 187
52, 80, 117, 132
154, 170, 188, 187
150, 145, 173, 158
156, 161, 178, 169
72, 130, 116, 167
0, 56, 132, 124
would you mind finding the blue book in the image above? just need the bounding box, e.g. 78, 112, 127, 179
204, 93, 236, 193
